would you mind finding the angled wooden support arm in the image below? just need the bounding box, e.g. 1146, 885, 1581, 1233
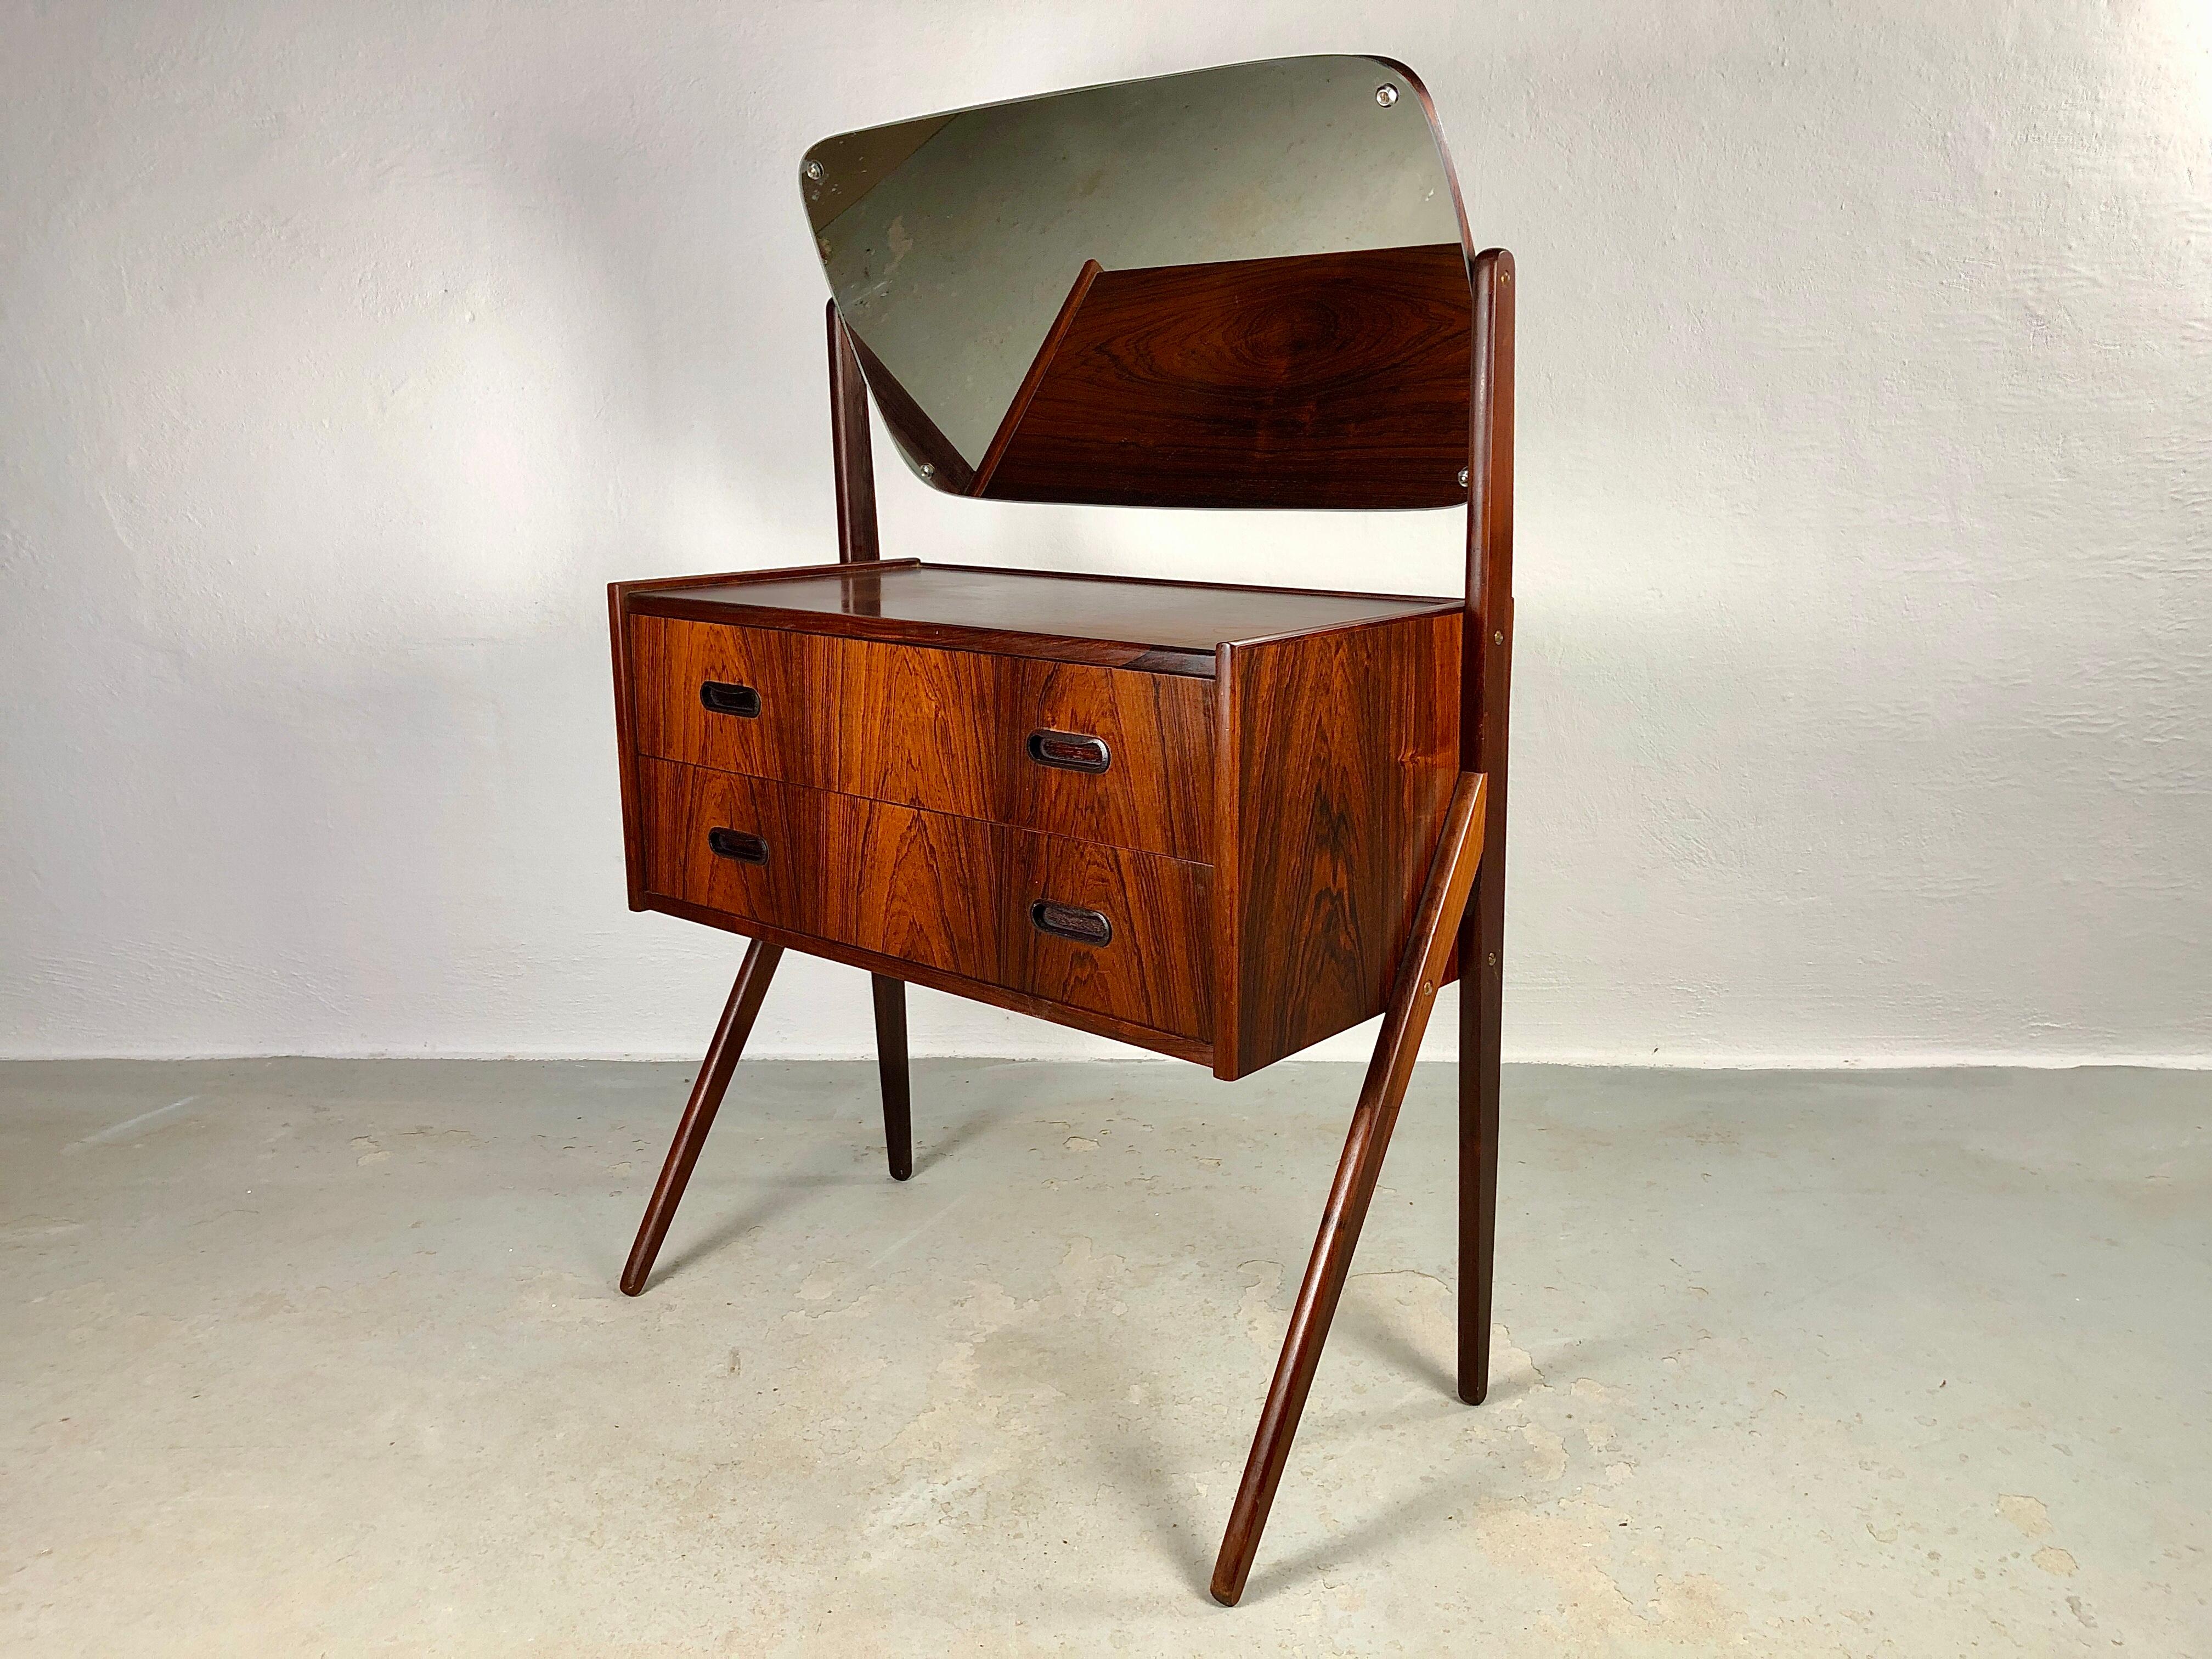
1210, 770, 1489, 1606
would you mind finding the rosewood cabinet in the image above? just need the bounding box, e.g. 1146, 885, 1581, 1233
613, 564, 1461, 1074
605, 53, 1515, 1606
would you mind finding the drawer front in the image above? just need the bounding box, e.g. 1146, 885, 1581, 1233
639, 759, 1211, 1041
630, 614, 1212, 860
640, 760, 816, 932
631, 616, 836, 792
995, 656, 1212, 864
1003, 825, 1213, 1042
640, 759, 1001, 984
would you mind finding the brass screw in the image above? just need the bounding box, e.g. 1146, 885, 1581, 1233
1487, 952, 1498, 967
1421, 980, 1434, 997
1493, 630, 1504, 645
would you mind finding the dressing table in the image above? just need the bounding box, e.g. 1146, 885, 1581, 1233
605, 55, 1514, 1605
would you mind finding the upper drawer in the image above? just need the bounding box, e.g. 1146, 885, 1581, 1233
629, 614, 1214, 862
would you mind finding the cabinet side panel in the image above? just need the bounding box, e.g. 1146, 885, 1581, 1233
1210, 642, 1243, 1077
610, 584, 647, 909
1230, 613, 1460, 1075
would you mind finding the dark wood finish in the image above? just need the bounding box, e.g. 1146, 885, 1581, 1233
637, 588, 1209, 676
1002, 654, 1212, 864
844, 325, 978, 493
640, 760, 812, 932
619, 939, 783, 1296
627, 562, 1457, 677
1458, 248, 1515, 1406
610, 581, 649, 911
1003, 830, 1212, 1042
613, 64, 1519, 1601
631, 614, 1215, 863
640, 758, 1214, 1043
830, 320, 919, 1190
1210, 771, 1486, 1606
830, 629, 1007, 822
632, 617, 838, 792
971, 258, 1102, 497
977, 245, 1472, 511
626, 558, 909, 596
645, 888, 1214, 1066
870, 974, 912, 1181
1213, 612, 1460, 1079
609, 565, 883, 913
827, 302, 881, 568
644, 759, 1001, 982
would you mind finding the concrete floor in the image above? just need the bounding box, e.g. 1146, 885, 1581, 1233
2, 1058, 2206, 1655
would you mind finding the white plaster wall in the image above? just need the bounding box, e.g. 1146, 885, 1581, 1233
3, 1, 2208, 1064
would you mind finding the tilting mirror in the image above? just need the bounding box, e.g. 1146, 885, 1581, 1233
800, 55, 1475, 510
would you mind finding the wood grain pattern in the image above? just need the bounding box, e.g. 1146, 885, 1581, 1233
632, 614, 1214, 862
627, 561, 1456, 676
646, 889, 1213, 1065
642, 758, 999, 984
823, 791, 1005, 980
639, 760, 815, 932
639, 757, 1212, 1042
1004, 830, 1212, 1042
609, 580, 648, 911
631, 616, 837, 791
1208, 640, 1246, 1081
830, 635, 1004, 822
1215, 612, 1460, 1079
1001, 655, 1214, 864
827, 302, 881, 567
978, 245, 1473, 511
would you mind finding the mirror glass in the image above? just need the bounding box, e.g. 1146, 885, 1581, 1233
800, 55, 1472, 510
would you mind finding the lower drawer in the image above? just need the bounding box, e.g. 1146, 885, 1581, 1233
639, 759, 1212, 1041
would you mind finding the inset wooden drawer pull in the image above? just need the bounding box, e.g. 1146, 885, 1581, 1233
699, 680, 761, 718
1026, 729, 1110, 774
1031, 899, 1113, 946
707, 827, 769, 865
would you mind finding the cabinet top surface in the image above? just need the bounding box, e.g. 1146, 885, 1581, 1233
628, 561, 1456, 658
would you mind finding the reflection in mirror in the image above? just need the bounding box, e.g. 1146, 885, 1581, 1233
801, 56, 1474, 510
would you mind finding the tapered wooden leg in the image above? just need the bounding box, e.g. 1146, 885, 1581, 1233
1458, 641, 1510, 1402
871, 974, 913, 1181
1458, 870, 1504, 1403
619, 941, 782, 1296
1211, 776, 1487, 1607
